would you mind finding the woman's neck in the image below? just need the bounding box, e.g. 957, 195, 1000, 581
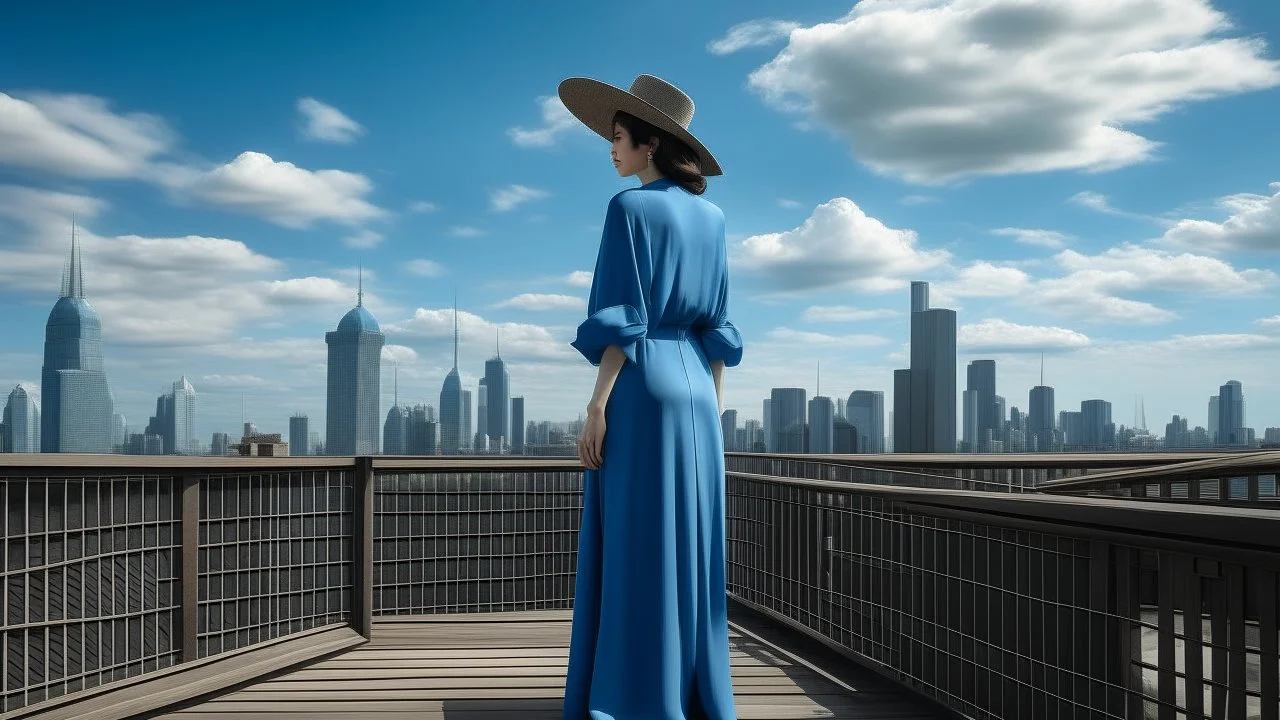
637, 167, 665, 186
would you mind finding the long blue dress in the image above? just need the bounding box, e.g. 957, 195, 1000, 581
564, 177, 745, 720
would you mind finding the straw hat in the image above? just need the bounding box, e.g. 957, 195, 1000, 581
558, 74, 722, 177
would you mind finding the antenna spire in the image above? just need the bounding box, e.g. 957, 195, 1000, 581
816, 360, 820, 398
394, 362, 399, 407
63, 217, 85, 299
1040, 351, 1044, 386
357, 265, 364, 307
452, 290, 459, 371
495, 327, 500, 358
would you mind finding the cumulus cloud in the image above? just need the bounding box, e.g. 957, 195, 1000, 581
296, 97, 364, 143
991, 227, 1071, 249
709, 19, 800, 55
1069, 191, 1168, 224
343, 229, 384, 249
959, 318, 1091, 353
800, 305, 898, 322
733, 197, 950, 293
178, 151, 386, 228
490, 184, 549, 212
509, 96, 584, 148
0, 91, 174, 179
381, 344, 419, 364
765, 327, 889, 348
937, 261, 1034, 299
565, 270, 593, 287
384, 307, 576, 362
1159, 181, 1280, 253
494, 293, 586, 311
745, 0, 1280, 183
405, 259, 444, 277
1257, 315, 1280, 331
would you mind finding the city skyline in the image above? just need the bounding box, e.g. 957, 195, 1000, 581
1, 2, 1279, 441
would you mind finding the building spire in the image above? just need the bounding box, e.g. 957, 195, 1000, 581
63, 217, 85, 299
452, 290, 459, 371
357, 265, 364, 307
393, 362, 399, 407
816, 360, 820, 398
1040, 351, 1045, 386
495, 327, 500, 358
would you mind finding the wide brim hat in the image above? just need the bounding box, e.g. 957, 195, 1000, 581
558, 74, 722, 177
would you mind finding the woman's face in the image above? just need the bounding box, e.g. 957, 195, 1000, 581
611, 123, 650, 177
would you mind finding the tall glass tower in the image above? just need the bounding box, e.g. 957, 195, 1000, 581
438, 298, 463, 454
3, 385, 41, 453
483, 330, 510, 452
171, 376, 197, 455
41, 224, 113, 453
325, 272, 384, 455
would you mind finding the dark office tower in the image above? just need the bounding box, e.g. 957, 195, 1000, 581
966, 360, 997, 451
893, 369, 912, 453
720, 409, 738, 452
484, 330, 511, 452
325, 271, 384, 455
1059, 411, 1082, 450
769, 388, 807, 453
211, 432, 229, 456
406, 405, 437, 455
1217, 380, 1245, 446
439, 298, 463, 454
1029, 385, 1055, 452
846, 391, 884, 453
808, 396, 835, 454
510, 397, 525, 455
289, 414, 309, 456
962, 390, 979, 453
460, 389, 473, 452
1165, 415, 1190, 449
1208, 396, 1220, 443
908, 282, 957, 453
833, 416, 858, 453
476, 378, 488, 450
42, 223, 114, 453
762, 399, 772, 452
1080, 400, 1114, 449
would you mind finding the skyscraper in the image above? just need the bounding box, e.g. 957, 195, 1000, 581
807, 396, 834, 454
439, 298, 464, 454
510, 397, 525, 455
906, 282, 956, 453
289, 414, 309, 456
1080, 400, 1114, 449
1208, 395, 1220, 444
2, 385, 41, 453
384, 365, 407, 455
325, 271, 384, 455
41, 224, 114, 453
966, 360, 997, 451
846, 391, 885, 453
769, 388, 807, 453
476, 378, 488, 450
170, 376, 196, 455
460, 389, 473, 452
892, 370, 911, 453
961, 389, 979, 453
484, 330, 510, 452
1217, 380, 1245, 446
720, 409, 738, 452
1029, 385, 1055, 452
762, 399, 771, 452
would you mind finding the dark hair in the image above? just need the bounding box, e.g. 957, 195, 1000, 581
612, 110, 707, 195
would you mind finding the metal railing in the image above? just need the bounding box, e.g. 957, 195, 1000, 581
3, 452, 1278, 719
1040, 451, 1280, 508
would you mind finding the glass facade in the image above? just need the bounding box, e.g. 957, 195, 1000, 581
2, 385, 40, 452
325, 304, 384, 455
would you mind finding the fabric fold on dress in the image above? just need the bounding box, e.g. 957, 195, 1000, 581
696, 321, 744, 367
571, 304, 648, 366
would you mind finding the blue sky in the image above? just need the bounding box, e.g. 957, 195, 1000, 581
2, 0, 1279, 443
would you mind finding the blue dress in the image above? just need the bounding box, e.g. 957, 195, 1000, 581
564, 178, 745, 720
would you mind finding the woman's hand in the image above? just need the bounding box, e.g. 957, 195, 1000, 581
578, 406, 606, 469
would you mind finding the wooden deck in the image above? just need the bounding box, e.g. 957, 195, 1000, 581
148, 609, 947, 719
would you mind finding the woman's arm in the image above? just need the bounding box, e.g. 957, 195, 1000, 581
587, 344, 628, 415
712, 359, 725, 414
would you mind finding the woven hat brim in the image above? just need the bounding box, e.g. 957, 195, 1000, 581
557, 77, 723, 177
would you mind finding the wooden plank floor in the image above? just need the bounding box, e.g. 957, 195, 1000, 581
150, 610, 947, 719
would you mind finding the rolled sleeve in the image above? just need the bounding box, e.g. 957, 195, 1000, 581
571, 304, 647, 365
697, 321, 744, 367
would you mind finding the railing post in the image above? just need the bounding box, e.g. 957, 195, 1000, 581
180, 474, 200, 663
351, 456, 375, 639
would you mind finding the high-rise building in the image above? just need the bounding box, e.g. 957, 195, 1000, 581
1080, 400, 1114, 449
384, 364, 407, 455
2, 385, 41, 453
460, 389, 473, 452
1207, 395, 1220, 443
961, 389, 980, 453
743, 419, 764, 452
439, 299, 464, 454
892, 370, 911, 453
170, 377, 196, 455
1029, 385, 1055, 452
762, 399, 771, 452
1166, 415, 1191, 449
405, 405, 437, 455
484, 330, 511, 453
1217, 380, 1245, 446
966, 360, 997, 451
720, 409, 738, 452
1059, 410, 1083, 449
904, 282, 956, 453
476, 378, 488, 451
41, 224, 114, 453
289, 414, 309, 456
211, 432, 229, 456
832, 416, 857, 453
325, 272, 384, 455
846, 391, 884, 453
110, 413, 126, 451
510, 397, 525, 455
769, 388, 806, 453
808, 396, 835, 454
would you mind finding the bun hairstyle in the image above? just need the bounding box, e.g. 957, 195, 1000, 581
613, 110, 707, 196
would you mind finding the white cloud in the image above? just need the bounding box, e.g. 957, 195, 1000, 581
381, 344, 419, 364
198, 374, 282, 391
449, 225, 485, 237
494, 293, 586, 311
733, 197, 950, 292
343, 229, 384, 249
991, 227, 1071, 249
490, 184, 549, 212
177, 151, 385, 228
800, 305, 898, 322
565, 270, 593, 288
0, 91, 174, 179
1257, 315, 1280, 331
936, 261, 1034, 300
745, 0, 1280, 183
959, 319, 1091, 353
777, 198, 803, 209
1069, 191, 1168, 224
709, 19, 800, 55
405, 259, 444, 277
384, 307, 576, 363
296, 97, 364, 144
765, 327, 889, 348
508, 96, 583, 148
1159, 181, 1280, 253
407, 200, 439, 214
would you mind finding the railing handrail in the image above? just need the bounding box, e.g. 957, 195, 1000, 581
0, 454, 585, 474
1037, 449, 1280, 491
730, 450, 1244, 470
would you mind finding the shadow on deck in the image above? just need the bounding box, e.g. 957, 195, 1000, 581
142, 608, 950, 720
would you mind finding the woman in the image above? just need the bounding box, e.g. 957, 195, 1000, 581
559, 74, 744, 720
